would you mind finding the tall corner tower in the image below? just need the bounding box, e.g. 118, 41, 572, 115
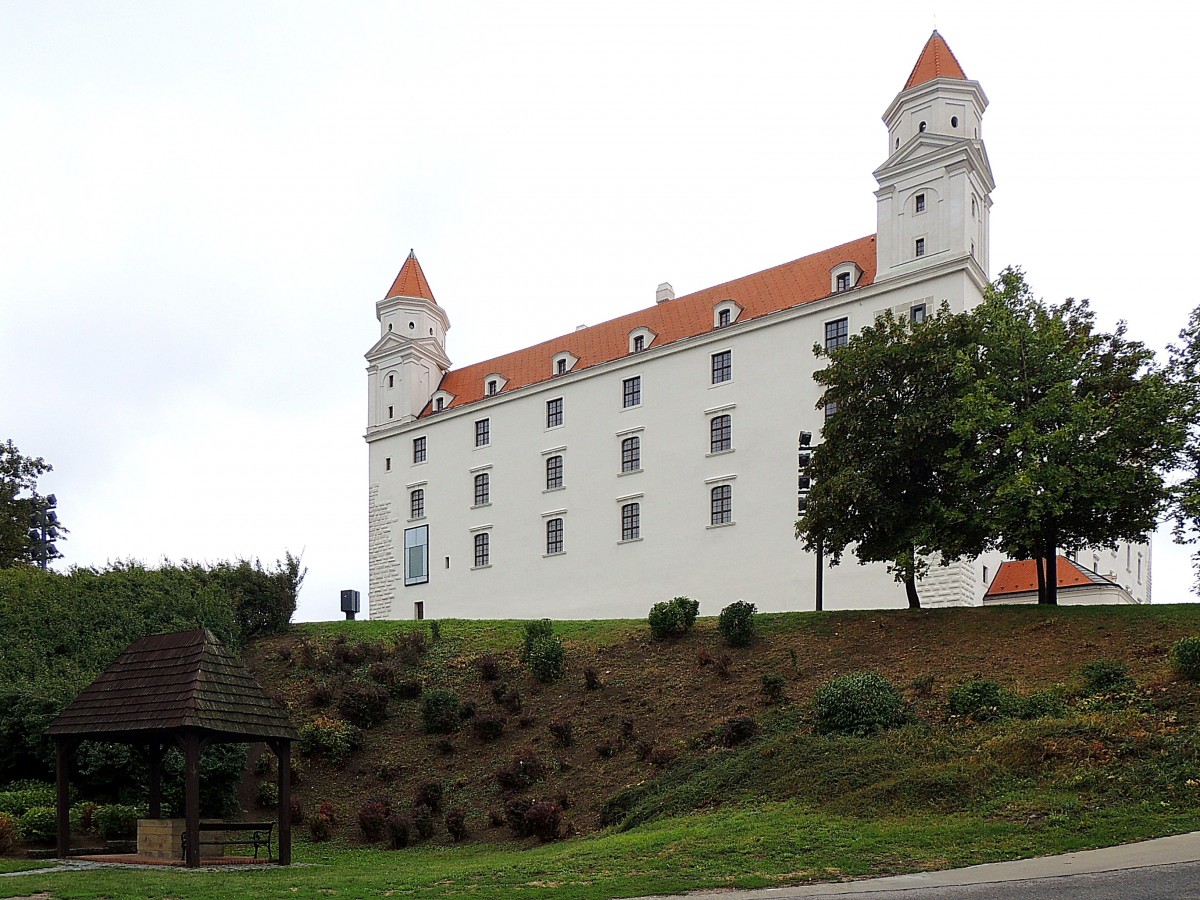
873, 32, 995, 285
365, 250, 451, 429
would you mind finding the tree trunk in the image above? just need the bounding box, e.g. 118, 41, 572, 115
1045, 534, 1059, 606
1035, 554, 1047, 605
904, 572, 921, 608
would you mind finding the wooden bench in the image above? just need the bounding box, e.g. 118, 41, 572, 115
181, 821, 274, 860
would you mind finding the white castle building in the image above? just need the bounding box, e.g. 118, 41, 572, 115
364, 33, 1149, 621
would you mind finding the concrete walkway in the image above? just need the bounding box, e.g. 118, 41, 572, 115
647, 831, 1200, 898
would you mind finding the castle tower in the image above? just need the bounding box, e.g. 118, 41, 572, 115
365, 250, 451, 428
873, 32, 995, 283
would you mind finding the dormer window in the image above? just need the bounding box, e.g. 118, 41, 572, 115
718, 309, 731, 328
551, 352, 579, 376
435, 397, 444, 411
487, 380, 497, 395
712, 300, 742, 329
483, 373, 509, 395
829, 262, 862, 295
914, 193, 925, 214
431, 389, 455, 411
627, 327, 656, 354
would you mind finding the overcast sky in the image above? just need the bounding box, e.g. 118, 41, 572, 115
2, 1, 1196, 621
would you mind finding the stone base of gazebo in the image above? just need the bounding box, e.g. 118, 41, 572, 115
138, 818, 204, 859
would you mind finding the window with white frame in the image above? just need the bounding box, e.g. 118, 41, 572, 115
556, 358, 567, 375
621, 436, 640, 472
546, 398, 563, 428
473, 532, 490, 567
718, 308, 731, 327
633, 334, 645, 352
410, 488, 425, 519
621, 502, 640, 541
623, 376, 641, 408
915, 238, 926, 258
710, 414, 732, 453
413, 436, 427, 463
404, 525, 429, 586
474, 472, 490, 506
836, 271, 851, 292
911, 303, 927, 324
546, 517, 564, 555
710, 484, 732, 525
711, 350, 732, 384
546, 455, 563, 489
475, 418, 490, 447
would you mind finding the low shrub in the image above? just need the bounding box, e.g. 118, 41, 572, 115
473, 717, 506, 742
647, 596, 700, 640
518, 713, 536, 728
338, 680, 391, 729
445, 806, 468, 842
524, 799, 562, 842
430, 621, 441, 643
0, 812, 15, 854
0, 782, 55, 817
316, 801, 337, 825
1020, 690, 1069, 719
495, 748, 547, 790
94, 804, 140, 841
368, 660, 404, 688
298, 716, 361, 764
386, 814, 411, 849
521, 619, 555, 661
16, 806, 55, 843
1170, 636, 1200, 680
256, 780, 279, 809
288, 795, 304, 827
549, 720, 573, 747
394, 679, 423, 700
584, 666, 602, 690
422, 690, 463, 734
307, 680, 335, 708
310, 803, 335, 842
435, 739, 456, 756
595, 742, 616, 759
761, 674, 786, 703
1081, 659, 1135, 695
70, 801, 98, 835
527, 634, 567, 683
358, 798, 392, 842
413, 803, 436, 839
911, 673, 935, 696
717, 600, 757, 647
476, 655, 501, 681
647, 744, 678, 767
948, 679, 1013, 721
503, 794, 533, 836
697, 648, 713, 668
716, 716, 759, 747
713, 654, 731, 678
492, 682, 522, 714
415, 782, 443, 813
395, 629, 428, 665
815, 671, 908, 736
460, 699, 478, 720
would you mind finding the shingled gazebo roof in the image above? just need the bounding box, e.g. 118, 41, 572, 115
47, 628, 298, 743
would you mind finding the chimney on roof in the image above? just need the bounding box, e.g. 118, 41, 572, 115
656, 282, 675, 303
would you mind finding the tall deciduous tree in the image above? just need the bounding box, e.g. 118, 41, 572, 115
1168, 305, 1200, 592
0, 440, 64, 569
950, 268, 1185, 603
795, 305, 983, 607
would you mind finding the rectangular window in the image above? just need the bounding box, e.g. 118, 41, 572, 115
387, 405, 394, 418
435, 397, 444, 411
621, 436, 641, 472
711, 484, 732, 525
385, 457, 391, 471
825, 318, 848, 351
633, 335, 645, 352
621, 502, 640, 541
623, 376, 641, 408
915, 238, 926, 258
412, 436, 427, 463
487, 380, 497, 395
710, 414, 732, 453
388, 374, 394, 388
911, 303, 926, 324
474, 473, 490, 506
718, 308, 731, 327
824, 400, 838, 419
556, 358, 567, 375
410, 488, 425, 519
546, 517, 564, 555
711, 350, 732, 384
836, 272, 850, 292
473, 532, 490, 567
915, 193, 925, 213
546, 455, 563, 489
546, 398, 563, 428
403, 525, 429, 586
414, 601, 424, 620
475, 418, 490, 447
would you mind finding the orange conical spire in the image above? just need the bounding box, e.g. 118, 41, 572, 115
384, 249, 437, 303
904, 30, 968, 90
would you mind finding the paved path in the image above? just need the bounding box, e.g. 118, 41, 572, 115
646, 831, 1200, 899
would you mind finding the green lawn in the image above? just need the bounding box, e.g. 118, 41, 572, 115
3, 802, 1198, 900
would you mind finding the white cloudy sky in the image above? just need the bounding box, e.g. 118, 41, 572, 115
1, 1, 1196, 621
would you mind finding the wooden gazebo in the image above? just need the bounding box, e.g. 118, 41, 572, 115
46, 628, 299, 867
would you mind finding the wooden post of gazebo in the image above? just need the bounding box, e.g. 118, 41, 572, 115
183, 732, 202, 868
270, 738, 292, 865
54, 737, 73, 858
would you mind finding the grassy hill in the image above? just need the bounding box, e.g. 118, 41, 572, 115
244, 603, 1200, 853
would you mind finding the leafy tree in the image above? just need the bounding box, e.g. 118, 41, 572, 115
796, 306, 982, 607
1168, 305, 1200, 592
951, 268, 1186, 603
0, 440, 64, 568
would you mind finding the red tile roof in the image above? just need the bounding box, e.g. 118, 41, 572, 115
984, 556, 1101, 598
904, 30, 968, 90
385, 249, 437, 304
423, 234, 876, 415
